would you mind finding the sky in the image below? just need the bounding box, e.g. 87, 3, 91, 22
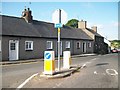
1, 2, 118, 40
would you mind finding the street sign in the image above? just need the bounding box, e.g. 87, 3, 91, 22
52, 9, 67, 24
52, 9, 67, 71
55, 23, 62, 28
45, 53, 51, 60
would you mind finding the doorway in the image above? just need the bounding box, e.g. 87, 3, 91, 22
9, 40, 19, 60
83, 42, 86, 53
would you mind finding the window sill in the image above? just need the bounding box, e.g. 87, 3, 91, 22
25, 49, 33, 51
47, 48, 53, 50
66, 48, 70, 49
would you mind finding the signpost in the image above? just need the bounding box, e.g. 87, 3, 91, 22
52, 9, 67, 71
57, 9, 61, 71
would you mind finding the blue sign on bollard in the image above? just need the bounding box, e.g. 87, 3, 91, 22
45, 53, 51, 59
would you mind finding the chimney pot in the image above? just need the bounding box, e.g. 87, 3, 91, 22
28, 8, 30, 11
22, 7, 33, 23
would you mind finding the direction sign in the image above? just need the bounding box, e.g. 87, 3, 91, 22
45, 53, 51, 60
55, 23, 62, 28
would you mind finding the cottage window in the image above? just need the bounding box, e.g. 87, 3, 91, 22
10, 43, 16, 50
88, 42, 91, 48
65, 41, 70, 48
76, 42, 80, 49
47, 41, 53, 49
25, 41, 33, 50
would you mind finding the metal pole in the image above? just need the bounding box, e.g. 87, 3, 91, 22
58, 9, 61, 71
58, 28, 60, 71
59, 9, 61, 23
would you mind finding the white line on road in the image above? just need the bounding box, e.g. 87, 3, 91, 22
16, 73, 38, 90
56, 83, 62, 87
81, 64, 86, 69
94, 71, 106, 75
86, 62, 91, 64
81, 58, 99, 69
94, 71, 97, 74
91, 58, 99, 61
106, 69, 118, 76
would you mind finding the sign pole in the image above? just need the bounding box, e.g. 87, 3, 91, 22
58, 27, 60, 71
58, 9, 61, 71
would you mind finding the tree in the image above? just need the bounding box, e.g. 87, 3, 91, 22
65, 19, 79, 28
110, 40, 120, 48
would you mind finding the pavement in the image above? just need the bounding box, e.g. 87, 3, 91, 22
1, 53, 97, 65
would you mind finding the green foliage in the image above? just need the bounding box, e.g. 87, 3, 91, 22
65, 19, 79, 28
110, 40, 120, 48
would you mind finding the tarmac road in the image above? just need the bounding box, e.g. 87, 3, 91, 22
23, 53, 118, 88
2, 53, 118, 88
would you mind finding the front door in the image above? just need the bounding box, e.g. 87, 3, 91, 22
83, 42, 86, 53
9, 40, 19, 60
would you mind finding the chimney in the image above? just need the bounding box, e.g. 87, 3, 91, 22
22, 8, 33, 23
91, 26, 97, 32
78, 20, 87, 29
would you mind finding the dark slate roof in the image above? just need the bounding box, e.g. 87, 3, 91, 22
1, 15, 92, 40
86, 28, 103, 37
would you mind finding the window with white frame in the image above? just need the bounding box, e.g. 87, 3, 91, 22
76, 42, 80, 49
47, 41, 53, 49
88, 42, 91, 48
25, 41, 33, 50
0, 40, 1, 51
65, 41, 70, 48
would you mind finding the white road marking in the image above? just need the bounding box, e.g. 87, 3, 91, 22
81, 64, 86, 69
56, 83, 62, 87
94, 71, 97, 74
54, 82, 63, 88
53, 86, 56, 88
80, 58, 99, 69
94, 71, 106, 75
16, 73, 38, 90
91, 58, 99, 61
86, 62, 91, 64
106, 69, 118, 76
